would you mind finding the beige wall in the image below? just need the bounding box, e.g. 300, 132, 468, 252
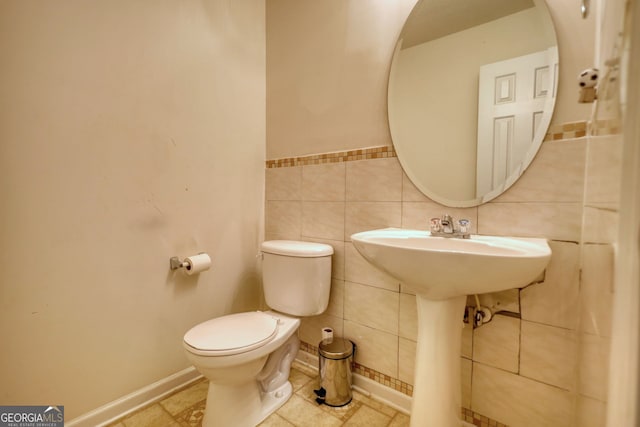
266, 0, 415, 159
267, 0, 594, 159
0, 0, 265, 420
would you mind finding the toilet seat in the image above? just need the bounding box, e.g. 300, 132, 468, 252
184, 312, 279, 356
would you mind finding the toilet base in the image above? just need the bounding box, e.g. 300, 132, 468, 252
201, 379, 292, 427
198, 330, 300, 427
260, 381, 293, 422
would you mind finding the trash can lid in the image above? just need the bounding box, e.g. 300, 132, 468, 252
319, 338, 354, 359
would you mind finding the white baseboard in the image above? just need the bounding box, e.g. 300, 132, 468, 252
66, 366, 202, 427
67, 358, 477, 427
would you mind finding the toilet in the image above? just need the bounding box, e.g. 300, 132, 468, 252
183, 240, 333, 427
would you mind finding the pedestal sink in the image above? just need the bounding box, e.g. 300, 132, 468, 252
350, 228, 552, 427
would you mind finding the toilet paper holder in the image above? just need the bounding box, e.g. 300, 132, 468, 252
170, 252, 210, 272
170, 256, 189, 270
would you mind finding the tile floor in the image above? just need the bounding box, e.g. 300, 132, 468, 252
107, 360, 410, 427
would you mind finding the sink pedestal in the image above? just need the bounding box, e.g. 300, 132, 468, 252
411, 294, 467, 427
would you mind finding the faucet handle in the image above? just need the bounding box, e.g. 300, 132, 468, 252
458, 219, 471, 233
430, 217, 442, 232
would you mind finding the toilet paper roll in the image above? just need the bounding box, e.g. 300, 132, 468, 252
321, 327, 334, 343
184, 253, 211, 275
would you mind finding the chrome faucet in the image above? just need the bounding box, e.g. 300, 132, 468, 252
440, 214, 454, 233
430, 214, 471, 239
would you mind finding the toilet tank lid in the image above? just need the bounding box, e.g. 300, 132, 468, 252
261, 240, 333, 257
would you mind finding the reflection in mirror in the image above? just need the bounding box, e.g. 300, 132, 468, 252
388, 0, 558, 207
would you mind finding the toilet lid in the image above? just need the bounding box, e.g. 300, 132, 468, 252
183, 312, 279, 356
261, 240, 333, 257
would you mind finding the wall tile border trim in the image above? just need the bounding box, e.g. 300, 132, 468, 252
545, 120, 588, 140
266, 145, 396, 168
266, 120, 621, 168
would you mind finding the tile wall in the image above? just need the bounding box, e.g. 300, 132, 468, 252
264, 123, 621, 426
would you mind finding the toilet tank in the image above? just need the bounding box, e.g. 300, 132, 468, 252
261, 240, 333, 316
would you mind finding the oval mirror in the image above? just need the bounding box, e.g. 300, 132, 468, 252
388, 0, 559, 207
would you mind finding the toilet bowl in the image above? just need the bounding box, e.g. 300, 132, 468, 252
183, 240, 333, 427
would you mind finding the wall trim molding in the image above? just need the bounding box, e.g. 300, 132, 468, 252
66, 367, 202, 427
266, 145, 396, 168
265, 119, 622, 168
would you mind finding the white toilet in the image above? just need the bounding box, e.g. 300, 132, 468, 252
183, 240, 333, 427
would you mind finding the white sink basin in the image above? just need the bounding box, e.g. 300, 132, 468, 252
351, 228, 551, 300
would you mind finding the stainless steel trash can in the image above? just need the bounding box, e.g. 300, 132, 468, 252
314, 338, 355, 407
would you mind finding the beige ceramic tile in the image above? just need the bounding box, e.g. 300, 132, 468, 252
398, 337, 416, 385
461, 357, 472, 409
344, 243, 400, 291
520, 321, 578, 390
472, 362, 573, 427
521, 241, 580, 330
122, 404, 180, 427
266, 200, 302, 240
288, 367, 313, 392
477, 202, 582, 241
388, 411, 411, 427
461, 322, 473, 359
495, 138, 586, 203
298, 313, 343, 347
266, 166, 302, 201
472, 315, 520, 373
582, 204, 620, 244
159, 380, 208, 415
344, 201, 402, 240
585, 134, 623, 204
302, 163, 346, 201
331, 240, 346, 280
343, 404, 392, 426
344, 320, 398, 378
399, 293, 417, 341
291, 360, 318, 379
402, 172, 431, 202
576, 395, 607, 427
581, 244, 614, 337
324, 279, 344, 318
259, 412, 296, 426
579, 333, 610, 401
351, 390, 398, 418
344, 281, 399, 335
401, 201, 478, 232
276, 394, 343, 427
302, 201, 345, 241
473, 289, 520, 314
400, 283, 415, 295
346, 157, 403, 202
